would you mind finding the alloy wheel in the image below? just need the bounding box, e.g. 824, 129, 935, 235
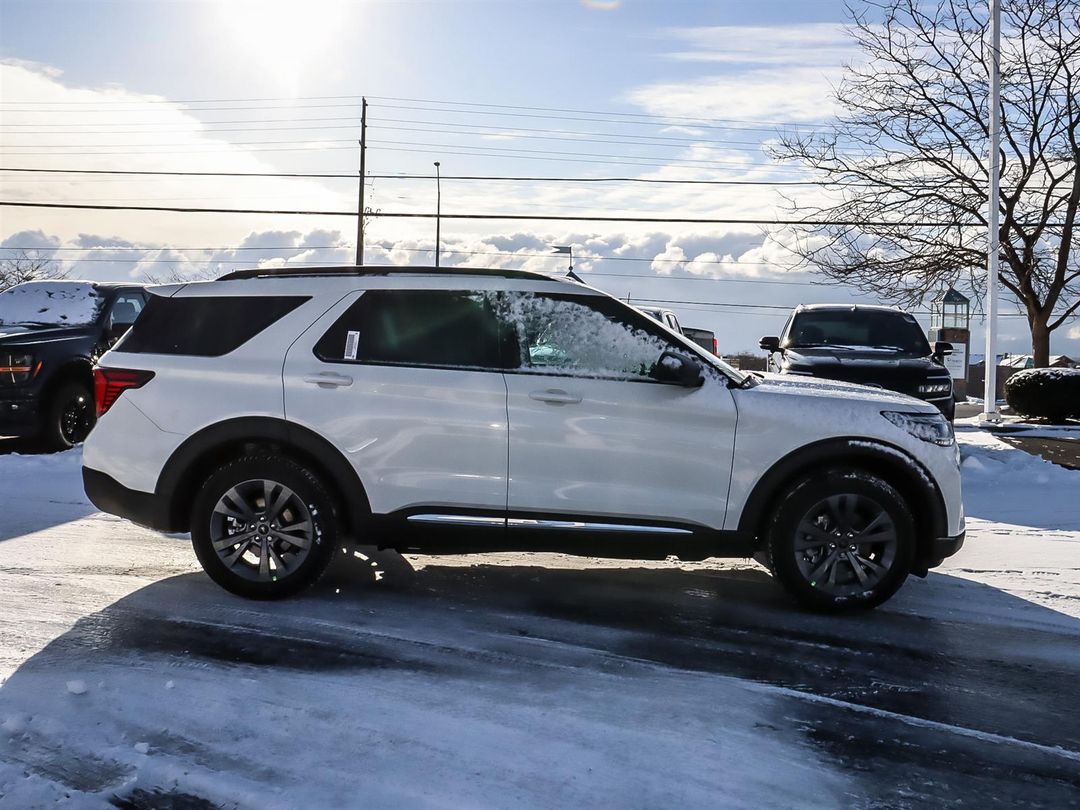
208, 478, 316, 582
59, 394, 94, 445
793, 493, 898, 597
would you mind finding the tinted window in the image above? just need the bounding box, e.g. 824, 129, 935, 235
314, 290, 505, 370
109, 292, 146, 329
115, 295, 307, 356
786, 309, 931, 355
501, 293, 673, 380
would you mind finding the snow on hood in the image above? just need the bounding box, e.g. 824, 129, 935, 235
0, 281, 105, 328
750, 372, 937, 411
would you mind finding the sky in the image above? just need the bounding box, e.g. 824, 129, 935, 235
0, 0, 1076, 358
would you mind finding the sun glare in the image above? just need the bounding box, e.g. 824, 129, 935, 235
212, 0, 351, 93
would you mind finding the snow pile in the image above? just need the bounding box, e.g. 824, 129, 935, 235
957, 425, 1080, 531
0, 281, 104, 327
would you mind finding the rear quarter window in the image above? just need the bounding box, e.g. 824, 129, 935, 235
113, 294, 309, 356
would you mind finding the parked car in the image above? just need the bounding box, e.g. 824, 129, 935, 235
83, 267, 963, 611
683, 327, 718, 355
638, 306, 684, 334
0, 280, 147, 449
760, 304, 956, 420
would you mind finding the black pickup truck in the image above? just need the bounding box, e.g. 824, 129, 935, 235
0, 280, 147, 449
760, 304, 956, 420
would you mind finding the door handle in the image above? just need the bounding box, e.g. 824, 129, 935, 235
529, 388, 582, 405
303, 372, 354, 388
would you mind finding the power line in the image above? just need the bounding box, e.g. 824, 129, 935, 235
0, 243, 807, 268
0, 200, 1003, 226
1, 92, 834, 129
368, 103, 815, 134
5, 255, 824, 284
0, 167, 837, 186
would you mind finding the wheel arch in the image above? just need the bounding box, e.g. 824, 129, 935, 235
39, 357, 94, 403
156, 417, 371, 535
737, 437, 948, 562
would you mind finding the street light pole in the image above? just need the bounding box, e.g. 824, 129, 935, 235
433, 161, 441, 268
981, 0, 1002, 422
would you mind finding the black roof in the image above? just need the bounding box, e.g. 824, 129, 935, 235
217, 264, 561, 282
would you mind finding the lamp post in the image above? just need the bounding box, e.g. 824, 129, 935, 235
433, 161, 442, 268
981, 0, 1002, 422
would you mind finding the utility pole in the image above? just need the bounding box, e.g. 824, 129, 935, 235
981, 0, 1002, 422
355, 97, 367, 267
433, 161, 442, 267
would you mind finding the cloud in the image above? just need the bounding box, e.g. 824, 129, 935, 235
0, 61, 353, 250
661, 24, 852, 67
1, 230, 61, 250
623, 23, 852, 124
626, 68, 841, 125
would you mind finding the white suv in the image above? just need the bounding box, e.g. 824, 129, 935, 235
83, 266, 964, 611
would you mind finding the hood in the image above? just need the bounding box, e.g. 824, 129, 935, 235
750, 372, 937, 412
0, 324, 96, 347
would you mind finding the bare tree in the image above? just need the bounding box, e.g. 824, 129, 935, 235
0, 250, 67, 293
770, 0, 1078, 366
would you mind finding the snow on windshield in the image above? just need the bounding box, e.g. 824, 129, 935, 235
0, 281, 105, 328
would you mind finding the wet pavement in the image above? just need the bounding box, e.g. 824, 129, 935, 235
2, 540, 1079, 808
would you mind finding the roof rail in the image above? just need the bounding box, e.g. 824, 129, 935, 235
216, 264, 562, 282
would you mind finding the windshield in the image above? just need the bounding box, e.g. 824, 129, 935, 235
0, 281, 106, 328
785, 309, 931, 355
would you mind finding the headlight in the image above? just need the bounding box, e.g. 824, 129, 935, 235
882, 410, 954, 446
917, 381, 952, 395
0, 352, 34, 385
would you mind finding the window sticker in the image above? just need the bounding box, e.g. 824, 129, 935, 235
344, 330, 360, 360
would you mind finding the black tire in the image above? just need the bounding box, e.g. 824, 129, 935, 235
765, 468, 915, 612
191, 455, 338, 599
40, 382, 96, 451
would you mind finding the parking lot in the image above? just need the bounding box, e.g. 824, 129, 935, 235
1, 428, 1079, 809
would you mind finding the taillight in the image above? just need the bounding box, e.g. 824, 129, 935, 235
711, 338, 718, 355
93, 367, 154, 418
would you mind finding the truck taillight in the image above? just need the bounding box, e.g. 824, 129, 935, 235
711, 338, 718, 355
93, 367, 154, 418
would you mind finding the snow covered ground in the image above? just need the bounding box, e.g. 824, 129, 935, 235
0, 430, 1078, 808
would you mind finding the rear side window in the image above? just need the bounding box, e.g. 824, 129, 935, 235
114, 294, 308, 356
314, 290, 505, 370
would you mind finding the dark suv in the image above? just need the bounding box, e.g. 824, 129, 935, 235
0, 280, 147, 449
760, 304, 955, 420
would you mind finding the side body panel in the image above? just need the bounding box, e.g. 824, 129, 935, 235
504, 373, 737, 530
281, 291, 510, 515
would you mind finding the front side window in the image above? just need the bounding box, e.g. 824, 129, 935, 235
314, 289, 505, 370
501, 293, 673, 380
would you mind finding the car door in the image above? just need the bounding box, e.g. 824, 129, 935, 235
282, 288, 510, 517
499, 291, 738, 531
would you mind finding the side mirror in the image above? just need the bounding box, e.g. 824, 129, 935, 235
654, 350, 705, 387
759, 335, 781, 353
932, 341, 953, 359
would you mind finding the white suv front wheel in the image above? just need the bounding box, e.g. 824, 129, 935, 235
191, 455, 338, 599
765, 469, 915, 612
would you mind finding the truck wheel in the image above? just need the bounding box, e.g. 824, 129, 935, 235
765, 469, 915, 612
191, 455, 338, 599
40, 382, 96, 451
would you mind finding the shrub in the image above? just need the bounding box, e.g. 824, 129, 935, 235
1004, 367, 1080, 423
